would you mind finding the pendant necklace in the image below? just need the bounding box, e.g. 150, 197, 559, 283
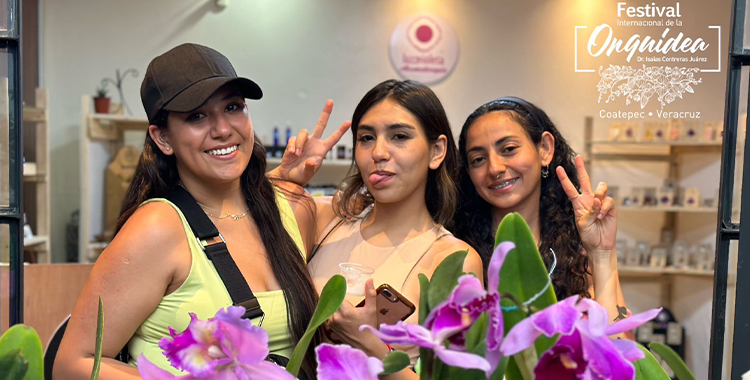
196, 202, 249, 221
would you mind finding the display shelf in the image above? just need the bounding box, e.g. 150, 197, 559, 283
23, 235, 48, 248
266, 157, 353, 168
582, 116, 723, 311
87, 112, 149, 140
22, 174, 46, 183
588, 140, 723, 147
80, 96, 149, 262
22, 89, 50, 263
618, 206, 717, 213
619, 265, 714, 277
266, 157, 351, 187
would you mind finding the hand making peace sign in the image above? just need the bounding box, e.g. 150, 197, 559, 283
556, 155, 618, 260
273, 100, 351, 186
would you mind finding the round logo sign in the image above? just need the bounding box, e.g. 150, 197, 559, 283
389, 14, 460, 84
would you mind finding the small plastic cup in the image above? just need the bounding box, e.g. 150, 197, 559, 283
338, 262, 374, 296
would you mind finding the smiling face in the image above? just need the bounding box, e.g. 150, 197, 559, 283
464, 111, 553, 214
355, 98, 444, 206
150, 85, 253, 186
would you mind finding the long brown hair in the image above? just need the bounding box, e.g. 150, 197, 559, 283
116, 112, 322, 378
453, 98, 590, 300
335, 79, 458, 227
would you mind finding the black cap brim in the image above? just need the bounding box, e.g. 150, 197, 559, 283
162, 76, 262, 114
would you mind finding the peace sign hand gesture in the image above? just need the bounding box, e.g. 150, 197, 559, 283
556, 155, 617, 262
272, 100, 351, 186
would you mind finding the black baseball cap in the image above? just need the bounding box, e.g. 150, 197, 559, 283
140, 43, 262, 123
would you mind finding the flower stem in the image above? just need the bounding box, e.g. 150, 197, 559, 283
514, 346, 539, 380
500, 292, 529, 313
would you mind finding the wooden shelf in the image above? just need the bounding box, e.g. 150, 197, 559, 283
618, 206, 717, 213
23, 235, 48, 248
266, 157, 352, 168
23, 174, 47, 183
619, 265, 714, 277
589, 140, 723, 147
87, 113, 149, 140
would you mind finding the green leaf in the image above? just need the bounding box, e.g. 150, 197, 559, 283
417, 274, 431, 380
504, 358, 524, 380
495, 213, 558, 379
0, 324, 43, 380
464, 312, 488, 352
634, 343, 671, 380
427, 250, 468, 310
418, 274, 430, 325
489, 355, 509, 380
0, 349, 29, 380
650, 343, 695, 380
286, 274, 346, 377
380, 350, 411, 375
91, 296, 104, 380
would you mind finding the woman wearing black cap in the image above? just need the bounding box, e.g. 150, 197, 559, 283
54, 43, 349, 379
451, 97, 629, 330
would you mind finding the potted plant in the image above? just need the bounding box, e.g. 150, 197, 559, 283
93, 83, 110, 114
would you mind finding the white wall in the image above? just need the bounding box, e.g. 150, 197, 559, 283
41, 0, 733, 376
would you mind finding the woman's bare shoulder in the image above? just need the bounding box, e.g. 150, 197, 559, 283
103, 201, 186, 264
427, 235, 484, 279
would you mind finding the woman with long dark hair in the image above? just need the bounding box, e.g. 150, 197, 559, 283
54, 43, 348, 379
452, 97, 627, 326
297, 80, 483, 377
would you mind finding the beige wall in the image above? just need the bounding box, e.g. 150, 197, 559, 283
39, 0, 734, 376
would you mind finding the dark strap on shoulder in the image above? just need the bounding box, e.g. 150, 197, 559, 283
166, 186, 264, 321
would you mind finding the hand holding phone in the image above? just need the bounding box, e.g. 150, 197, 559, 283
357, 284, 415, 325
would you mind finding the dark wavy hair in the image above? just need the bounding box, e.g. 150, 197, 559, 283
115, 110, 322, 378
452, 97, 590, 300
335, 79, 459, 227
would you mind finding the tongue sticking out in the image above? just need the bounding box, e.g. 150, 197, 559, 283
369, 173, 393, 186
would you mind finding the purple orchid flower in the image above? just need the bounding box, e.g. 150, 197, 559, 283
500, 296, 661, 380
360, 321, 491, 373
137, 306, 294, 380
316, 344, 383, 380
359, 242, 515, 376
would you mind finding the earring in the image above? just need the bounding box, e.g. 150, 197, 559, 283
359, 186, 371, 197
541, 165, 549, 178
166, 147, 171, 152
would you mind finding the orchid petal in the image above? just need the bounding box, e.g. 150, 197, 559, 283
213, 306, 269, 365
360, 323, 438, 349
424, 275, 490, 344
577, 323, 636, 380
433, 346, 492, 372
534, 343, 584, 380
605, 308, 662, 336
531, 296, 581, 337
447, 275, 487, 305
486, 302, 503, 350
240, 361, 297, 380
500, 317, 541, 356
488, 242, 515, 294
610, 339, 644, 363
137, 354, 184, 379
316, 344, 383, 380
427, 306, 469, 344
485, 302, 504, 374
578, 299, 608, 336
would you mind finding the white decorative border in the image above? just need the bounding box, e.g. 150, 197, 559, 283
597, 65, 703, 109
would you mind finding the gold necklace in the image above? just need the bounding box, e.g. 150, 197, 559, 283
196, 202, 250, 221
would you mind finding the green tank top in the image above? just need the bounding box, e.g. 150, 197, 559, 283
127, 190, 306, 375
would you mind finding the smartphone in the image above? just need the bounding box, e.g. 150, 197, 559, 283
357, 284, 416, 325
